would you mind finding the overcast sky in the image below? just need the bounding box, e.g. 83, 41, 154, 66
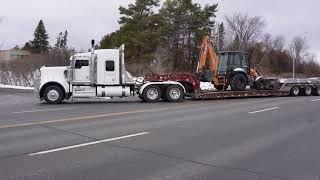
0, 0, 319, 60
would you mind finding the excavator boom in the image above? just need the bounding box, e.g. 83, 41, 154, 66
196, 36, 220, 83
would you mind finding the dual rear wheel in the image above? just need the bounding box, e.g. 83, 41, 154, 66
141, 85, 185, 103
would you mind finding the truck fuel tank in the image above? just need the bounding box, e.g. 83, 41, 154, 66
97, 86, 131, 97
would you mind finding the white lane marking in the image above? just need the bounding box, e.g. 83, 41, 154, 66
249, 107, 280, 114
28, 132, 150, 156
311, 99, 320, 102
12, 107, 79, 114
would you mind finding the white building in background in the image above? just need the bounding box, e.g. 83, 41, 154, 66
0, 50, 31, 61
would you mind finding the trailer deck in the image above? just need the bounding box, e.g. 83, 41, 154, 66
193, 90, 290, 100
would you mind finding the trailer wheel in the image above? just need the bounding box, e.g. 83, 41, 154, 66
165, 85, 184, 102
230, 73, 248, 91
43, 85, 64, 104
290, 86, 301, 96
314, 86, 320, 96
142, 85, 161, 103
303, 86, 313, 96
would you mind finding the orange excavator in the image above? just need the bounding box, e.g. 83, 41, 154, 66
196, 36, 264, 91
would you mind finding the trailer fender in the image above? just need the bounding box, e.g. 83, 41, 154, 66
139, 81, 186, 95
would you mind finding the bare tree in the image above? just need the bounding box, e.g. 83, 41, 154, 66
272, 35, 286, 52
289, 36, 309, 64
225, 13, 266, 50
262, 33, 272, 50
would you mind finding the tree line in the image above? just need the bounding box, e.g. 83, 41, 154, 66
100, 0, 320, 77
0, 20, 73, 86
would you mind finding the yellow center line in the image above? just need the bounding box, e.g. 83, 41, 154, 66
0, 106, 188, 129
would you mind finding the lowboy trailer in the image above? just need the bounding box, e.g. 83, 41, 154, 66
34, 43, 320, 104
144, 74, 320, 101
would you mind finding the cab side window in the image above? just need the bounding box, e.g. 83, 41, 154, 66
106, 61, 115, 71
75, 60, 89, 69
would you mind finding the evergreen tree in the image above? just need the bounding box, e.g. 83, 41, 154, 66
31, 20, 49, 53
100, 0, 161, 65
218, 22, 225, 51
12, 45, 20, 50
55, 32, 63, 48
159, 0, 218, 71
61, 30, 68, 48
55, 30, 68, 48
99, 0, 218, 72
22, 42, 32, 51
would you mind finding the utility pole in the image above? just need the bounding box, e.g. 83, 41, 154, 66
293, 58, 295, 79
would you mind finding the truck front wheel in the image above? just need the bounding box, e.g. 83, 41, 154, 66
142, 85, 161, 103
43, 85, 64, 104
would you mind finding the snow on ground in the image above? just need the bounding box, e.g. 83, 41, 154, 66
133, 77, 145, 84
0, 84, 34, 90
200, 82, 216, 91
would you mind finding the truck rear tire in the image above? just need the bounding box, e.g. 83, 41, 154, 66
142, 85, 161, 103
303, 86, 313, 96
290, 86, 301, 96
43, 85, 64, 104
230, 73, 247, 91
165, 85, 184, 102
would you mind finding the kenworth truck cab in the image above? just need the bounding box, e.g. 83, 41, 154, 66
34, 42, 187, 104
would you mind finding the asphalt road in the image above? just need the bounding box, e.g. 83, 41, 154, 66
1, 88, 320, 180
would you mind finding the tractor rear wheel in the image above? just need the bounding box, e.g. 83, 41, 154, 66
165, 85, 184, 102
142, 85, 161, 103
230, 73, 248, 91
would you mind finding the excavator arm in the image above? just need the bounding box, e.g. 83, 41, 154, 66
196, 36, 220, 82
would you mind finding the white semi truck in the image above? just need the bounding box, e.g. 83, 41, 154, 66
34, 41, 187, 104
35, 41, 320, 104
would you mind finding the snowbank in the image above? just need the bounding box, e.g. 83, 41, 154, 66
200, 82, 216, 91
0, 84, 34, 90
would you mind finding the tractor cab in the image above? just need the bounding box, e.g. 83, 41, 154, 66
217, 51, 250, 76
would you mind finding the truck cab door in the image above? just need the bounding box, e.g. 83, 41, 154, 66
104, 60, 118, 84
73, 59, 90, 83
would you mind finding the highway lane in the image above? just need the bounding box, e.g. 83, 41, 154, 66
0, 89, 320, 180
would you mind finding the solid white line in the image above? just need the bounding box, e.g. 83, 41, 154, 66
12, 107, 79, 114
28, 132, 150, 156
249, 107, 280, 114
311, 99, 320, 102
